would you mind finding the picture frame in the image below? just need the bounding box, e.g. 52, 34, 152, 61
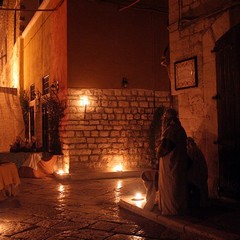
174, 56, 198, 90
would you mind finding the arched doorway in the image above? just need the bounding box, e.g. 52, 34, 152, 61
215, 23, 240, 200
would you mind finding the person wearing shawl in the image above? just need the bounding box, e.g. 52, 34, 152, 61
157, 108, 188, 215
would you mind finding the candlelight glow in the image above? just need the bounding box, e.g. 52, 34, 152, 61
57, 183, 68, 204
135, 192, 143, 200
131, 192, 145, 208
116, 180, 122, 190
65, 164, 69, 173
135, 200, 145, 208
114, 180, 122, 203
12, 61, 19, 88
80, 96, 89, 106
0, 222, 8, 232
58, 184, 65, 193
113, 164, 123, 172
57, 169, 65, 175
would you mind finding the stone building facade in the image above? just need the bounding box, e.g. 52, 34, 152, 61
168, 0, 240, 198
0, 0, 171, 173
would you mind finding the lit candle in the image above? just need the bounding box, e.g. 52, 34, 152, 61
132, 192, 144, 201
114, 164, 123, 172
80, 96, 89, 106
57, 170, 65, 175
54, 169, 70, 180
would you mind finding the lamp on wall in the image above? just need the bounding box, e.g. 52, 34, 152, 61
122, 77, 128, 88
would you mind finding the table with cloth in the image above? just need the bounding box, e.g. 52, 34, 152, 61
0, 162, 20, 200
18, 153, 58, 178
0, 152, 58, 179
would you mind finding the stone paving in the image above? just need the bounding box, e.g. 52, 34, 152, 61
0, 176, 213, 240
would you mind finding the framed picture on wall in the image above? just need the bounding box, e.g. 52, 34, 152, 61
174, 56, 198, 90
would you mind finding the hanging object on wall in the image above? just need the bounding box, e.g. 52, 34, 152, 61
122, 77, 128, 88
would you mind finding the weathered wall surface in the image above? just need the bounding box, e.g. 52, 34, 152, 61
0, 88, 24, 151
0, 1, 26, 150
22, 0, 67, 140
0, 0, 21, 88
168, 0, 240, 197
61, 88, 170, 173
23, 0, 67, 93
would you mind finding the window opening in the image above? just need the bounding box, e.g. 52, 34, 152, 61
42, 75, 49, 95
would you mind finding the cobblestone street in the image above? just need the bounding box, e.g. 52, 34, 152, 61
0, 177, 212, 240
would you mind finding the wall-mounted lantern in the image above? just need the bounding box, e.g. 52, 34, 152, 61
122, 77, 128, 88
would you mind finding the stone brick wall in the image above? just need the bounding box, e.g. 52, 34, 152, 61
61, 88, 170, 173
168, 0, 240, 197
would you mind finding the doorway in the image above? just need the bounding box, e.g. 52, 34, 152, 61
215, 23, 240, 200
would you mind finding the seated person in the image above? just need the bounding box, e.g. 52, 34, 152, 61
141, 169, 159, 211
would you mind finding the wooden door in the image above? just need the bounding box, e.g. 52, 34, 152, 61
215, 24, 240, 200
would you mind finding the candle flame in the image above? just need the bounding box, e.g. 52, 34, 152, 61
135, 192, 143, 200
80, 96, 89, 106
114, 164, 123, 172
57, 170, 66, 175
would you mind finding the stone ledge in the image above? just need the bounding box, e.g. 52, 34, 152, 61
119, 196, 239, 240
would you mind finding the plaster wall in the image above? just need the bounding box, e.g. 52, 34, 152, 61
168, 0, 240, 197
22, 0, 67, 140
22, 0, 67, 93
0, 0, 25, 149
0, 0, 21, 88
67, 0, 169, 90
0, 89, 24, 151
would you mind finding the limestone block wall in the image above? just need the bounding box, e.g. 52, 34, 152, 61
61, 88, 170, 174
168, 0, 240, 197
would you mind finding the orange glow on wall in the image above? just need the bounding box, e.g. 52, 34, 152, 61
80, 96, 90, 106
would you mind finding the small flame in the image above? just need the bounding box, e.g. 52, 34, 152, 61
135, 192, 143, 200
114, 164, 123, 172
80, 96, 89, 106
57, 170, 65, 175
